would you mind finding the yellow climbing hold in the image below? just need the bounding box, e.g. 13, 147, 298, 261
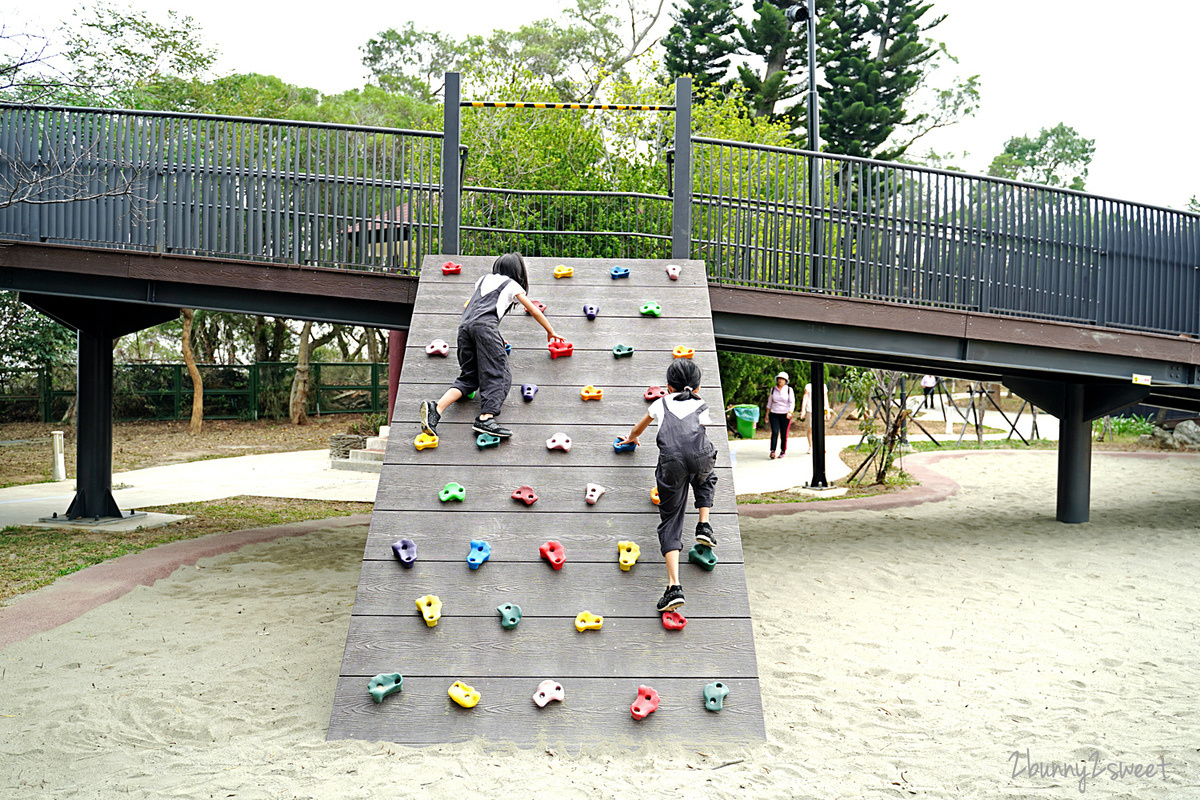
575, 611, 604, 632
416, 594, 442, 627
414, 432, 438, 450
651, 486, 660, 505
448, 680, 481, 708
617, 541, 641, 571
553, 265, 574, 279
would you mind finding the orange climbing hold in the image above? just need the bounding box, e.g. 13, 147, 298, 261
651, 486, 660, 505
580, 385, 603, 401
673, 346, 695, 359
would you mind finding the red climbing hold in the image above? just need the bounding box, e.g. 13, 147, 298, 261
525, 299, 547, 315
511, 485, 538, 506
644, 385, 667, 401
540, 540, 566, 570
661, 610, 688, 631
441, 261, 462, 275
548, 340, 573, 359
630, 685, 660, 720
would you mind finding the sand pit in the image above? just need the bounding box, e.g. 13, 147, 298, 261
2, 450, 1198, 798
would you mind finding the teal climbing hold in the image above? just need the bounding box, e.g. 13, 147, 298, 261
368, 672, 404, 704
612, 344, 634, 358
703, 681, 729, 711
439, 482, 466, 502
497, 602, 523, 629
688, 542, 718, 571
477, 432, 501, 449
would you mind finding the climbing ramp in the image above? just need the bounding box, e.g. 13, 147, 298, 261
327, 256, 765, 744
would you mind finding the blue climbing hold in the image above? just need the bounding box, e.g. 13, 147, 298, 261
610, 266, 630, 279
613, 436, 637, 453
467, 539, 491, 569
505, 341, 512, 356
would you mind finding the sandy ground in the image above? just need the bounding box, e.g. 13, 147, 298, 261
2, 450, 1198, 799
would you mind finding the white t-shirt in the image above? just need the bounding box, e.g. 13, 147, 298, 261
472, 273, 526, 320
647, 394, 713, 427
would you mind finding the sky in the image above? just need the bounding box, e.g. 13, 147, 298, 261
10, 0, 1199, 211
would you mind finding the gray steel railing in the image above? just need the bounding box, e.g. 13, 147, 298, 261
692, 137, 1200, 337
0, 103, 444, 274
460, 185, 672, 260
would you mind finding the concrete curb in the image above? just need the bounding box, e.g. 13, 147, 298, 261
0, 514, 372, 651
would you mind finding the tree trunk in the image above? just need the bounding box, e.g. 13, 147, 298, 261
289, 320, 312, 425
366, 327, 379, 364
181, 309, 204, 435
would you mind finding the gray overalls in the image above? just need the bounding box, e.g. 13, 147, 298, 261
655, 396, 719, 555
450, 276, 518, 416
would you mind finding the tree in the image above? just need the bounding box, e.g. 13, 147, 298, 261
662, 0, 741, 91
987, 123, 1095, 190
0, 292, 75, 369
736, 0, 807, 122
180, 309, 203, 435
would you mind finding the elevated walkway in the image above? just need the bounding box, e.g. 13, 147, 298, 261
327, 256, 765, 744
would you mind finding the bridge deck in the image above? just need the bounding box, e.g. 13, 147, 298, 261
327, 256, 765, 745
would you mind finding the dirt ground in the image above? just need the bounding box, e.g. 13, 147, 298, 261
0, 414, 370, 488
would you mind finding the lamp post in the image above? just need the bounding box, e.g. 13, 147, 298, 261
786, 1, 829, 488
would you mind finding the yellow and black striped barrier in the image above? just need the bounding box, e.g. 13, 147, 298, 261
462, 101, 675, 112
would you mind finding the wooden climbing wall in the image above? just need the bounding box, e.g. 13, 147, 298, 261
327, 255, 765, 745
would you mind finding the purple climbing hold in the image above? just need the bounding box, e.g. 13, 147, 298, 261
391, 538, 417, 567
583, 304, 599, 320
522, 383, 539, 402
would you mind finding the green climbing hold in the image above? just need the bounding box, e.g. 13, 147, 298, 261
612, 344, 634, 358
368, 672, 404, 703
497, 602, 523, 629
703, 681, 728, 711
477, 432, 501, 449
639, 301, 662, 317
466, 390, 477, 399
439, 482, 466, 502
688, 542, 718, 571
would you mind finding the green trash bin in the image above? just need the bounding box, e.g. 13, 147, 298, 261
732, 404, 760, 438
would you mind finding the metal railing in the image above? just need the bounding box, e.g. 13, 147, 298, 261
0, 104, 444, 274
460, 186, 672, 260
692, 137, 1200, 337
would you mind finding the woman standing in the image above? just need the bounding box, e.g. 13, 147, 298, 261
800, 380, 832, 454
766, 371, 795, 459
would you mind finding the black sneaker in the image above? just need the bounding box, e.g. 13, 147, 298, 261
656, 584, 685, 612
473, 416, 512, 438
696, 522, 716, 548
420, 400, 441, 436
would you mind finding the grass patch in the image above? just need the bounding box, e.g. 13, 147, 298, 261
0, 496, 371, 603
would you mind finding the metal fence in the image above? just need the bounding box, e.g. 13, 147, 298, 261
0, 362, 388, 423
0, 104, 443, 274
692, 137, 1200, 337
460, 186, 672, 260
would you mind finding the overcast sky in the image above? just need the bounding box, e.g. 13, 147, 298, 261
11, 0, 1199, 210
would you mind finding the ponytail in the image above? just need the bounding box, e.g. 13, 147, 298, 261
666, 359, 702, 401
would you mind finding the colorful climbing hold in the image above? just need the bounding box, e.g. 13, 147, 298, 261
441, 261, 462, 275
546, 432, 572, 452
583, 304, 599, 320
613, 436, 637, 453
521, 383, 538, 402
644, 385, 667, 401
476, 432, 501, 449
611, 344, 634, 358
617, 540, 640, 571
425, 339, 449, 356
497, 602, 523, 629
688, 542, 718, 571
414, 432, 439, 450
574, 611, 603, 632
439, 482, 466, 502
580, 385, 603, 401
651, 486, 660, 505
703, 681, 729, 711
525, 299, 547, 315
467, 390, 477, 399
533, 679, 565, 708
391, 538, 417, 567
673, 346, 695, 359
610, 266, 630, 279
505, 341, 512, 356
367, 672, 403, 703
416, 594, 442, 627
467, 539, 491, 570
661, 610, 688, 631
584, 483, 606, 505
448, 680, 481, 708
553, 265, 574, 279
540, 540, 566, 570
548, 340, 573, 359
511, 485, 538, 506
630, 685, 660, 720
665, 264, 681, 280
640, 301, 662, 317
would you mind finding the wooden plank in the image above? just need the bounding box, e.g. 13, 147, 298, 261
398, 349, 721, 387
327, 676, 766, 744
349, 561, 752, 618
365, 511, 744, 561
405, 314, 717, 347
420, 255, 709, 288
415, 281, 714, 317
339, 616, 758, 678
372, 465, 736, 511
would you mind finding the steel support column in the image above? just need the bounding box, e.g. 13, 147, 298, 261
1057, 383, 1092, 524
441, 73, 461, 256
807, 360, 829, 488
671, 77, 692, 260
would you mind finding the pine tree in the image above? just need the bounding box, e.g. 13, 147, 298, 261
736, 0, 809, 124
662, 0, 742, 92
